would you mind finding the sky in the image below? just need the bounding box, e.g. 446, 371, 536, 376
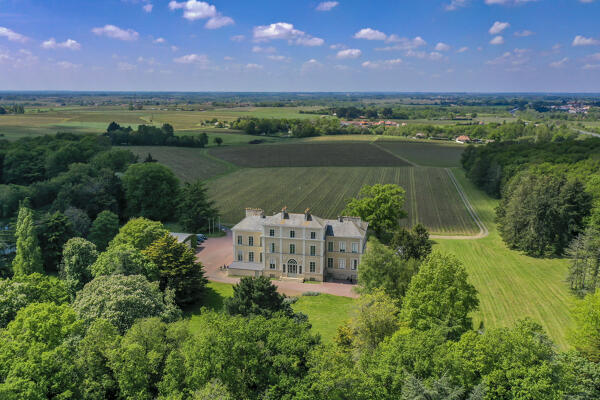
0, 0, 599, 92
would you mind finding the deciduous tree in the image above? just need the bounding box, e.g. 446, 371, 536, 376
88, 210, 120, 251
61, 237, 98, 296
91, 243, 158, 281
11, 205, 43, 276
224, 276, 293, 318
110, 217, 168, 250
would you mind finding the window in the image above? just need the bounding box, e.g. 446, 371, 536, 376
260, 253, 263, 263
269, 229, 275, 237
270, 243, 276, 253
309, 262, 316, 273
248, 252, 254, 262
269, 259, 276, 270
237, 235, 243, 245
290, 230, 295, 238
327, 258, 333, 269
352, 242, 359, 253
283, 264, 286, 273
289, 244, 295, 254
299, 265, 302, 274
338, 259, 346, 269
328, 242, 334, 252
310, 245, 316, 256
248, 236, 254, 246
339, 242, 346, 252
310, 231, 316, 239
352, 259, 358, 270
237, 250, 243, 261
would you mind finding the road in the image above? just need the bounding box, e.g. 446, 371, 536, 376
573, 128, 600, 138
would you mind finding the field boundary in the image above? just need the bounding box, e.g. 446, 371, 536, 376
371, 141, 419, 166
430, 168, 489, 240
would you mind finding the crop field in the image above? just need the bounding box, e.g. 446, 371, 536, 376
374, 139, 466, 167
209, 142, 411, 168
119, 146, 236, 182
207, 166, 479, 235
435, 169, 573, 349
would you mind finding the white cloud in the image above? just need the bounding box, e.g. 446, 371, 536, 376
245, 63, 263, 69
445, 0, 468, 11
404, 50, 445, 61
316, 1, 339, 11
457, 46, 469, 53
329, 43, 347, 50
301, 58, 323, 72
169, 0, 234, 28
435, 42, 451, 51
514, 30, 534, 37
92, 25, 139, 41
56, 61, 81, 69
153, 37, 166, 44
252, 45, 276, 53
143, 3, 153, 12
588, 53, 600, 61
336, 48, 362, 59
267, 55, 290, 62
117, 62, 137, 71
582, 63, 600, 70
486, 48, 530, 67
354, 28, 387, 41
490, 36, 505, 45
377, 36, 427, 51
171, 45, 179, 52
230, 35, 245, 42
205, 16, 234, 29
485, 0, 537, 5
41, 38, 81, 50
489, 21, 510, 35
223, 56, 234, 61
253, 22, 324, 46
0, 27, 27, 43
173, 53, 210, 67
572, 35, 599, 46
361, 58, 403, 69
549, 57, 568, 68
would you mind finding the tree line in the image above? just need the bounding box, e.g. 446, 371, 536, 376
104, 122, 209, 147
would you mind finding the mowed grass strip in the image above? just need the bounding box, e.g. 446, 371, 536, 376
374, 139, 466, 168
434, 168, 574, 349
207, 166, 479, 235
119, 146, 236, 182
209, 142, 412, 168
185, 281, 354, 344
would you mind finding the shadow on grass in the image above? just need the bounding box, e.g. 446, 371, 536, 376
183, 286, 226, 317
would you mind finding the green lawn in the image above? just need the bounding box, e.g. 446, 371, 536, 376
434, 169, 574, 349
185, 281, 355, 343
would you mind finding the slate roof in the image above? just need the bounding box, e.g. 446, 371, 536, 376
324, 218, 369, 238
264, 212, 325, 229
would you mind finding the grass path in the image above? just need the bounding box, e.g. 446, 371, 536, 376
434, 169, 574, 349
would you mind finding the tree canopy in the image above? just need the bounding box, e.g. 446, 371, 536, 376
11, 205, 43, 276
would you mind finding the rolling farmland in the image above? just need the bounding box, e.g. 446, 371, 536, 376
374, 139, 466, 167
435, 169, 573, 349
206, 166, 479, 235
209, 142, 412, 168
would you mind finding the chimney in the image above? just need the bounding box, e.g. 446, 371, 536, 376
282, 206, 289, 219
245, 208, 264, 218
304, 208, 312, 221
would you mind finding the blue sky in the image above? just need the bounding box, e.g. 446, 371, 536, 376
0, 0, 599, 91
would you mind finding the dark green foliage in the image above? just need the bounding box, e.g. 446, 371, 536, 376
497, 171, 592, 256
177, 180, 219, 233
88, 210, 119, 251
225, 276, 294, 318
214, 136, 223, 146
567, 227, 600, 296
92, 243, 158, 281
11, 205, 43, 276
38, 211, 74, 273
0, 273, 70, 328
90, 148, 136, 172
389, 224, 432, 260
64, 206, 91, 237
122, 162, 180, 221
105, 123, 209, 147
142, 233, 206, 306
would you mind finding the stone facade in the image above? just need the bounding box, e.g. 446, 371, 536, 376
230, 208, 368, 282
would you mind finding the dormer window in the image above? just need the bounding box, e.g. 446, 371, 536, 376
310, 231, 316, 239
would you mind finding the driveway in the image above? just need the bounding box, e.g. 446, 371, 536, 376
196, 231, 359, 298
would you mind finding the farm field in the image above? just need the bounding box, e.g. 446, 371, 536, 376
206, 166, 479, 235
119, 146, 236, 182
208, 142, 412, 168
374, 139, 466, 167
186, 281, 355, 343
435, 169, 573, 349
